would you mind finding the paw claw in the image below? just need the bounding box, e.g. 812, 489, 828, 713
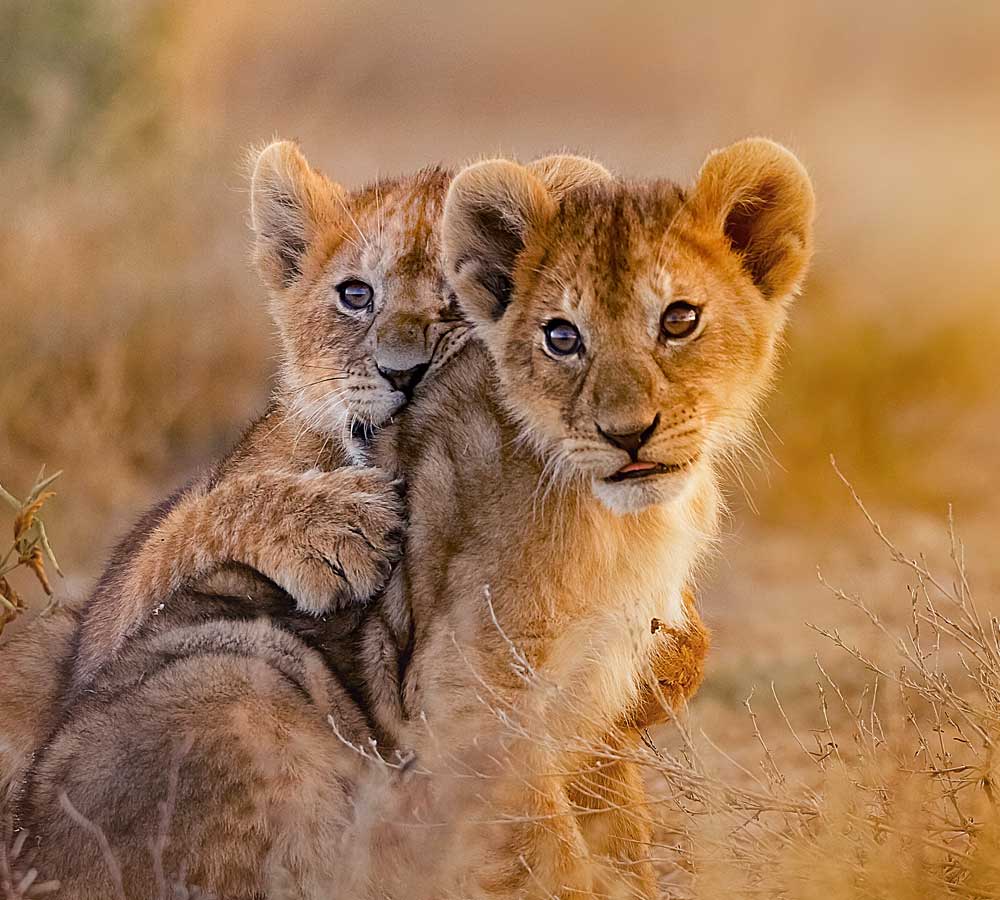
249, 467, 405, 614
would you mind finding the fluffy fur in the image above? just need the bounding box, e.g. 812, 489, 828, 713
69, 140, 464, 691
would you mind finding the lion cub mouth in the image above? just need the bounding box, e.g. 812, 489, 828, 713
606, 459, 691, 483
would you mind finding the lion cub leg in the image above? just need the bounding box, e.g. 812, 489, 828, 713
565, 591, 710, 898
565, 756, 657, 899
484, 777, 595, 899
25, 618, 369, 900
74, 466, 403, 688
628, 590, 711, 730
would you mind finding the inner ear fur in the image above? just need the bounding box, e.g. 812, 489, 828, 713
687, 138, 815, 300
443, 160, 558, 324
250, 140, 345, 291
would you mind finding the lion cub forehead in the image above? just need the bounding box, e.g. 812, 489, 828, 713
543, 180, 686, 313
554, 179, 686, 237
345, 167, 451, 275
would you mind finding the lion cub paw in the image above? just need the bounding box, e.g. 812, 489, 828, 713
246, 467, 404, 614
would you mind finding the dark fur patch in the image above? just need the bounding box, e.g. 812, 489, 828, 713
479, 269, 513, 318
276, 234, 306, 286
469, 203, 525, 318
723, 182, 778, 294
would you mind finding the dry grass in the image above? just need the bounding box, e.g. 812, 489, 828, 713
1, 471, 996, 897
638, 471, 1000, 898
0, 470, 63, 637
0, 829, 60, 899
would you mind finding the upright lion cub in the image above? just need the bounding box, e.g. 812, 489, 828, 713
374, 137, 815, 897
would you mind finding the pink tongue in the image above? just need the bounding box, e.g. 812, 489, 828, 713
618, 461, 658, 474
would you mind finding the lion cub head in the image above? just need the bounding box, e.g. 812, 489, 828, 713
251, 141, 459, 439
443, 138, 815, 513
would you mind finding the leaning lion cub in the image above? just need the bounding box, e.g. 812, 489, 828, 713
68, 141, 460, 689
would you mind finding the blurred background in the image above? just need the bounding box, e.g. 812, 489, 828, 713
2, 0, 999, 758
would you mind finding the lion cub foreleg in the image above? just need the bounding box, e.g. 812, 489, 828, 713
74, 466, 403, 687
480, 771, 595, 899
565, 756, 658, 899
626, 590, 711, 731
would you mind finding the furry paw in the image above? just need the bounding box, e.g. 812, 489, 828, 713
245, 467, 404, 614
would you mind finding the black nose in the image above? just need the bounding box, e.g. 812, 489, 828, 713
377, 363, 429, 398
598, 413, 660, 456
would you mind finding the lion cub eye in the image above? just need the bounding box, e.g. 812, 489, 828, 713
543, 319, 584, 357
336, 280, 374, 311
660, 302, 700, 339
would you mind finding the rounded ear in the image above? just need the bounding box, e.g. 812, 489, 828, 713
527, 153, 613, 198
686, 138, 815, 301
249, 140, 345, 291
443, 160, 557, 326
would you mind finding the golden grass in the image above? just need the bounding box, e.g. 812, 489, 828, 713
637, 475, 1000, 898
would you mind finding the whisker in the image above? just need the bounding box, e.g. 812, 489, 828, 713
296, 374, 351, 390
334, 191, 372, 252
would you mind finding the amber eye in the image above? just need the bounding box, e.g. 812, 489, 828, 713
660, 302, 700, 339
543, 319, 584, 357
336, 280, 374, 311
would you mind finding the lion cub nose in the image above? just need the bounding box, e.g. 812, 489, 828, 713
377, 363, 430, 398
597, 413, 660, 457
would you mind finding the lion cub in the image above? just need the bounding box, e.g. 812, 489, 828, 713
373, 137, 815, 897
69, 140, 466, 690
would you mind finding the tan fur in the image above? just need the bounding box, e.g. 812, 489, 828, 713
0, 607, 79, 807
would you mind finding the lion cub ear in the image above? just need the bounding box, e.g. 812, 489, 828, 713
443, 159, 558, 327
250, 140, 345, 291
685, 138, 815, 301
527, 153, 613, 198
